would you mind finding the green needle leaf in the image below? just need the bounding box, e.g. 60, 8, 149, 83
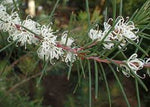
0, 41, 15, 53
37, 61, 49, 86
135, 79, 141, 107
88, 60, 92, 107
49, 0, 60, 21
79, 58, 86, 78
100, 63, 111, 107
94, 61, 98, 99
109, 64, 131, 107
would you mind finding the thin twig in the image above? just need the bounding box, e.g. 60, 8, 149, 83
14, 24, 150, 68
8, 72, 41, 92
87, 56, 150, 68
10, 53, 30, 68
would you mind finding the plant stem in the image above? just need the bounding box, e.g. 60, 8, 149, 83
13, 24, 150, 68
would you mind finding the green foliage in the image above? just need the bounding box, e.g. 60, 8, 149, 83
18, 56, 35, 73
123, 0, 147, 16
0, 90, 42, 107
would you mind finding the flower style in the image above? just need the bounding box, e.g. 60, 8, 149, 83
145, 58, 150, 76
126, 53, 144, 71
117, 64, 131, 77
118, 53, 145, 78
37, 25, 63, 64
145, 58, 150, 64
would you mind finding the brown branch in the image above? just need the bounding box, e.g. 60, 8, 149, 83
14, 24, 150, 68
87, 56, 123, 64
10, 53, 30, 68
8, 72, 41, 92
56, 43, 78, 54
87, 56, 150, 68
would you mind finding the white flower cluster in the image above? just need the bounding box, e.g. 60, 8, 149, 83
117, 53, 150, 78
0, 4, 76, 64
8, 18, 41, 48
89, 16, 139, 49
1, 0, 15, 5
0, 4, 149, 75
37, 25, 63, 64
0, 5, 21, 32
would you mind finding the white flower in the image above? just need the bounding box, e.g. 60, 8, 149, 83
103, 42, 114, 49
0, 5, 36, 49
64, 51, 76, 63
0, 5, 35, 48
60, 31, 77, 63
63, 49, 77, 64
0, 4, 6, 11
8, 31, 38, 48
88, 19, 115, 49
40, 25, 56, 41
60, 31, 74, 46
118, 53, 145, 78
88, 29, 102, 41
144, 58, 150, 77
7, 12, 21, 33
10, 12, 21, 25
2, 0, 17, 5
0, 5, 10, 31
127, 53, 144, 71
7, 18, 40, 48
144, 58, 150, 64
103, 20, 112, 31
0, 5, 20, 32
114, 16, 139, 42
1, 0, 18, 9
101, 21, 116, 49
22, 18, 41, 35
88, 22, 115, 49
40, 25, 57, 44
117, 64, 131, 77
2, 0, 13, 4
37, 25, 63, 64
37, 41, 63, 64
